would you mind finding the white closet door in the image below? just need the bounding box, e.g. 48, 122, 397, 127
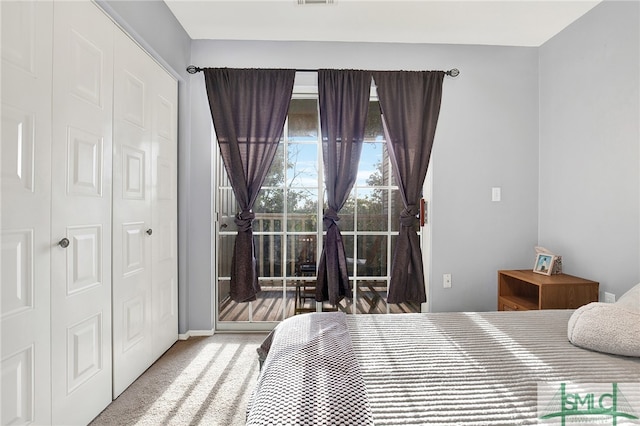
112, 27, 177, 396
112, 29, 154, 398
1, 2, 53, 424
150, 59, 178, 360
50, 2, 114, 424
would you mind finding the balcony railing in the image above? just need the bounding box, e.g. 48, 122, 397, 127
217, 213, 419, 322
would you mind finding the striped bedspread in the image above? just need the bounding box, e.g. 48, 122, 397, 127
347, 310, 640, 425
248, 310, 640, 425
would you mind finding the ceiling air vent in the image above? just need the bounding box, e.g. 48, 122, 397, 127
297, 0, 334, 4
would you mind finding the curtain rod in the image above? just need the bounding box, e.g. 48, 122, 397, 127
186, 65, 460, 77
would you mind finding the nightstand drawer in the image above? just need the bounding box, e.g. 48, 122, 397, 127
498, 296, 530, 311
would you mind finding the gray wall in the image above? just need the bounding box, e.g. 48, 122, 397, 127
429, 47, 539, 312
100, 0, 639, 332
190, 40, 540, 319
539, 1, 640, 299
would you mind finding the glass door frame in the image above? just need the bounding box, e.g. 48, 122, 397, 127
212, 86, 429, 332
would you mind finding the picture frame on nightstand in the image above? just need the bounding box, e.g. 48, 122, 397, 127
533, 253, 556, 276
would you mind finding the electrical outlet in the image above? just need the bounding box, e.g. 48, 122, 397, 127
603, 292, 616, 303
443, 273, 452, 288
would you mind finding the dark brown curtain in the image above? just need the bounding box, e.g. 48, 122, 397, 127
372, 71, 444, 304
316, 70, 372, 305
204, 68, 295, 302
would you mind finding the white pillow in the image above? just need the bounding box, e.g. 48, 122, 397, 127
568, 290, 640, 357
616, 282, 640, 312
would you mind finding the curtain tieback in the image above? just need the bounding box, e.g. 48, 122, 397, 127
323, 208, 340, 229
235, 210, 255, 232
400, 205, 419, 228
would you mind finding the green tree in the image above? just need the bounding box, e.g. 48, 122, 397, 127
253, 144, 318, 231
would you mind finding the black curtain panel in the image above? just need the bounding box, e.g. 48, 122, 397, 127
204, 68, 295, 302
372, 71, 444, 304
316, 69, 372, 305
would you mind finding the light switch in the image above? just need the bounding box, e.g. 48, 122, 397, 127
443, 273, 452, 288
492, 187, 501, 202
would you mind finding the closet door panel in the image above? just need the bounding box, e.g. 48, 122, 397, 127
151, 71, 178, 359
112, 29, 153, 398
0, 1, 53, 424
50, 2, 113, 424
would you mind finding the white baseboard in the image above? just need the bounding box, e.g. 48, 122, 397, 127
178, 329, 215, 340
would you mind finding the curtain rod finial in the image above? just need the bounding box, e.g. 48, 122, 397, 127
187, 65, 202, 74
447, 68, 460, 77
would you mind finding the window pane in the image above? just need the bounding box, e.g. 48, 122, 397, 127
342, 234, 355, 276
254, 234, 283, 277
219, 279, 231, 306
390, 188, 402, 232
263, 145, 285, 187
337, 194, 355, 232
219, 189, 239, 232
287, 235, 317, 277
288, 189, 317, 232
288, 99, 318, 142
218, 279, 251, 321
285, 283, 297, 318
356, 280, 387, 314
332, 294, 352, 315
364, 101, 384, 141
218, 159, 232, 188
292, 279, 317, 315
357, 188, 387, 232
357, 142, 384, 186
218, 234, 235, 277
253, 280, 284, 322
390, 234, 398, 267
254, 214, 283, 232
386, 146, 397, 187
287, 143, 318, 187
357, 235, 387, 276
255, 189, 284, 216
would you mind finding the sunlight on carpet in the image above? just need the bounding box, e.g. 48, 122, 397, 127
89, 333, 266, 426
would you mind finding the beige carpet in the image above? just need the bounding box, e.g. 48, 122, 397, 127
90, 333, 266, 426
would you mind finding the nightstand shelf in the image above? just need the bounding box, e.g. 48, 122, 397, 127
498, 269, 598, 311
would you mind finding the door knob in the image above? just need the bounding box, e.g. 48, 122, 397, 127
58, 238, 70, 248
146, 229, 153, 235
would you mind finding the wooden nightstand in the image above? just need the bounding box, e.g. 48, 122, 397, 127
498, 269, 599, 311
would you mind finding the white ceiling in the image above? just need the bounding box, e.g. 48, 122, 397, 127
164, 0, 602, 47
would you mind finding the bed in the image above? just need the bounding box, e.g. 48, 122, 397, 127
247, 305, 640, 425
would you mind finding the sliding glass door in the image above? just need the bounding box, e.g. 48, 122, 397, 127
215, 94, 420, 330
